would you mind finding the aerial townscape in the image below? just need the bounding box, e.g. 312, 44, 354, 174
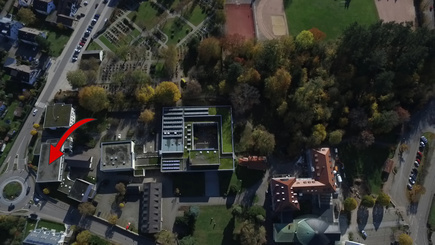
0, 0, 434, 244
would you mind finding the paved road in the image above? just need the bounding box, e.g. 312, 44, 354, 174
386, 100, 435, 245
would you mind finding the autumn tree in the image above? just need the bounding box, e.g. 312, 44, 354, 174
79, 58, 100, 71
67, 70, 87, 89
154, 82, 181, 105
311, 124, 327, 145
409, 184, 426, 203
398, 233, 413, 245
135, 85, 155, 104
376, 192, 391, 206
264, 68, 292, 105
108, 214, 118, 225
75, 230, 92, 244
329, 130, 344, 145
139, 109, 155, 123
239, 221, 267, 245
43, 188, 50, 195
295, 30, 314, 49
30, 130, 38, 136
309, 27, 326, 41
182, 80, 202, 99
237, 68, 261, 85
115, 182, 126, 195
344, 197, 357, 212
112, 91, 125, 106
198, 37, 221, 64
230, 83, 260, 116
114, 45, 130, 63
356, 130, 375, 148
361, 195, 375, 208
154, 230, 177, 245
161, 45, 178, 76
251, 125, 275, 155
395, 106, 410, 123
78, 86, 109, 113
78, 202, 96, 216
17, 8, 36, 25
33, 123, 40, 129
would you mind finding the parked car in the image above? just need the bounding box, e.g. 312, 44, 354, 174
103, 0, 108, 4
414, 161, 420, 167
361, 230, 368, 239
407, 183, 413, 190
412, 168, 418, 175
82, 37, 88, 42
421, 136, 428, 144
91, 19, 96, 26
84, 31, 91, 37
32, 109, 38, 116
72, 56, 78, 62
94, 14, 100, 19
409, 177, 415, 185
417, 151, 423, 159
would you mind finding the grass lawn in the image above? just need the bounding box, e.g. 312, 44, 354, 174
340, 142, 391, 194
24, 220, 37, 237
128, 1, 165, 30
46, 31, 71, 57
429, 196, 435, 230
131, 28, 141, 39
284, 0, 378, 40
99, 36, 118, 52
86, 42, 103, 51
37, 220, 65, 232
172, 172, 205, 196
217, 108, 233, 153
185, 4, 207, 26
219, 158, 234, 170
194, 206, 235, 245
161, 18, 190, 46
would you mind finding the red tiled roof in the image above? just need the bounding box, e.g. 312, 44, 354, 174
238, 156, 267, 170
270, 148, 337, 212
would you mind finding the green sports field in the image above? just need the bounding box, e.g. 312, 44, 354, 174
284, 0, 379, 40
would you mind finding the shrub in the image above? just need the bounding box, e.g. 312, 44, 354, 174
361, 195, 375, 208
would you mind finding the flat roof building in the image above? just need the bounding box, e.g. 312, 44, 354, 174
140, 182, 162, 234
67, 178, 95, 202
36, 142, 64, 183
100, 141, 135, 172
23, 228, 65, 245
43, 103, 76, 129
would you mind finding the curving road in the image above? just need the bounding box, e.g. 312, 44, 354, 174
0, 1, 153, 244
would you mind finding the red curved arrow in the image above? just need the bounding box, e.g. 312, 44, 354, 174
49, 118, 96, 164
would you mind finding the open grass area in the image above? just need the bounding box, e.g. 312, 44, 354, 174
37, 220, 65, 232
99, 36, 118, 52
340, 142, 392, 194
3, 181, 22, 199
86, 42, 103, 51
46, 31, 71, 57
184, 4, 207, 26
128, 1, 165, 30
219, 158, 234, 170
161, 17, 190, 46
284, 0, 378, 40
190, 150, 219, 165
194, 206, 235, 244
172, 172, 205, 196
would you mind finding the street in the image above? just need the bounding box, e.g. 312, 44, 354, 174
0, 0, 154, 244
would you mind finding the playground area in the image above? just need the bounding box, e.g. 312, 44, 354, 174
255, 0, 288, 40
225, 3, 256, 39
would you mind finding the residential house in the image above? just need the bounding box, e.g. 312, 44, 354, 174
46, 0, 79, 29
3, 57, 40, 85
18, 27, 47, 46
33, 0, 56, 15
0, 15, 24, 41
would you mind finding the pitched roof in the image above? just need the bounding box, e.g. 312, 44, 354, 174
311, 148, 336, 192
238, 156, 268, 170
140, 182, 162, 233
270, 177, 299, 212
273, 223, 296, 243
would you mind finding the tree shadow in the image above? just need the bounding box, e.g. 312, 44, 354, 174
105, 225, 115, 238
372, 204, 384, 230
339, 213, 350, 235
357, 206, 369, 231
221, 216, 236, 245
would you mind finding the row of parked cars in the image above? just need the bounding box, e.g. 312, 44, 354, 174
72, 14, 100, 62
407, 136, 428, 190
